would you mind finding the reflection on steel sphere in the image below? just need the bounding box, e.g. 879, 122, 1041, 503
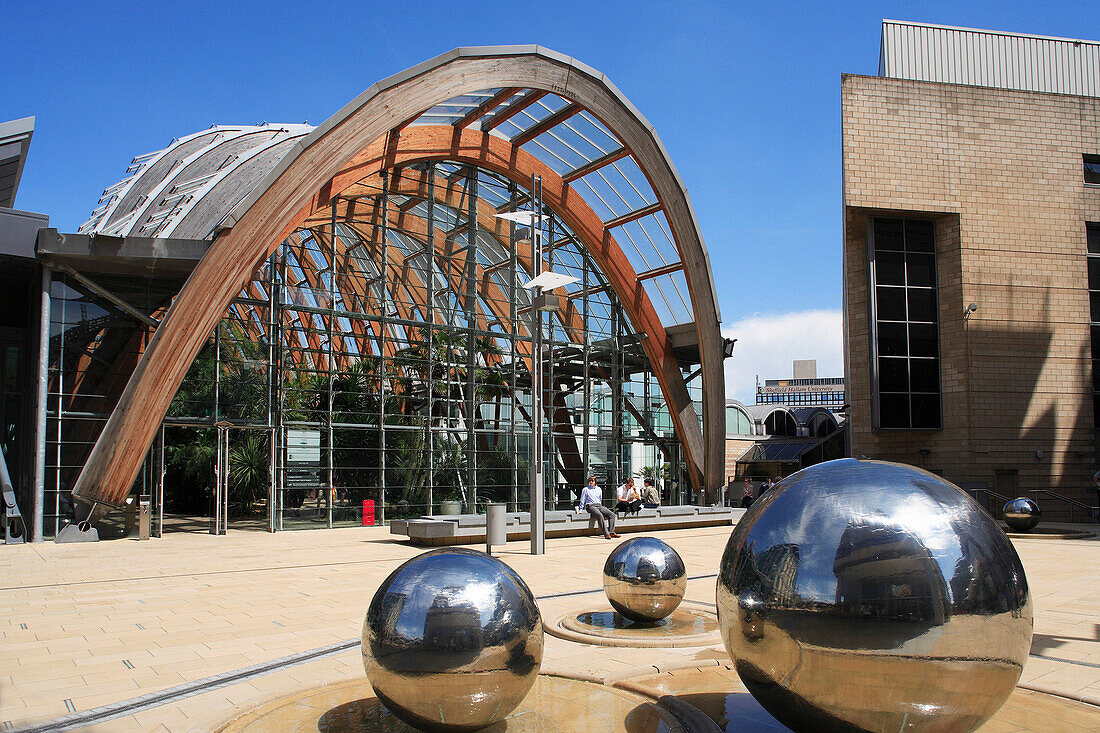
716, 458, 1032, 733
1003, 497, 1041, 532
362, 548, 543, 732
603, 536, 687, 622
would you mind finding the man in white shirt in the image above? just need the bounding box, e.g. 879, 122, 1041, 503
616, 478, 643, 515
579, 476, 619, 539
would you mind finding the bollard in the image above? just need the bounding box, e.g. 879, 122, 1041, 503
138, 498, 151, 540
124, 496, 137, 537
486, 503, 506, 556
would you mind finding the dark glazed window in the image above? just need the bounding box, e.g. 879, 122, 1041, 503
871, 218, 941, 429
1088, 224, 1100, 442
1085, 155, 1100, 185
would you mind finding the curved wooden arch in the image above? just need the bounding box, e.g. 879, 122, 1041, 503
312, 126, 706, 485
72, 48, 724, 510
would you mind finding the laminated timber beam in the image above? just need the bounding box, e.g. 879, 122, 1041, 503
454, 87, 520, 129
509, 103, 582, 146
324, 165, 586, 343
481, 89, 548, 132
71, 48, 724, 514
562, 147, 629, 183
315, 126, 707, 491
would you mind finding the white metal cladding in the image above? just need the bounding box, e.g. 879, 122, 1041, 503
79, 124, 313, 239
880, 20, 1100, 97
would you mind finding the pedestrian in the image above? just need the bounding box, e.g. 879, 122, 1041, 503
616, 477, 643, 515
741, 477, 754, 508
580, 476, 619, 539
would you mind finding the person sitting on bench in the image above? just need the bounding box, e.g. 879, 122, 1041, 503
641, 477, 661, 508
616, 478, 643, 515
580, 476, 619, 539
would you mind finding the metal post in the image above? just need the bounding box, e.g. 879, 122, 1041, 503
328, 199, 337, 529
611, 299, 622, 492
426, 164, 436, 516
157, 423, 164, 537
465, 166, 478, 513
267, 253, 278, 533
54, 271, 65, 536
212, 426, 223, 535
508, 183, 519, 513
378, 171, 389, 525
530, 173, 545, 555
581, 250, 591, 482
546, 214, 556, 511
214, 319, 221, 423
223, 428, 230, 533
277, 252, 287, 531
32, 265, 50, 541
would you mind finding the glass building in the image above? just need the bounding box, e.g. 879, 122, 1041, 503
3, 47, 731, 540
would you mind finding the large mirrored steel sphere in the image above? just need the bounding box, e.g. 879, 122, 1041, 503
362, 548, 543, 732
603, 537, 687, 622
1003, 497, 1041, 532
716, 458, 1032, 733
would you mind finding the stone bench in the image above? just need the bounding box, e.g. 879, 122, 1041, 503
389, 505, 745, 546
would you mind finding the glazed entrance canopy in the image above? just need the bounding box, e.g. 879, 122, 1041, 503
71, 45, 726, 510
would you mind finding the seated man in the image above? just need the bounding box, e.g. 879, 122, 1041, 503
580, 476, 619, 539
616, 478, 643, 515
641, 478, 660, 508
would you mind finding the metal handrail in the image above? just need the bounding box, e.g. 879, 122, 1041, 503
1027, 489, 1096, 523
965, 487, 1010, 517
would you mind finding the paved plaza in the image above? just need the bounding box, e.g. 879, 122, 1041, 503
2, 523, 1099, 731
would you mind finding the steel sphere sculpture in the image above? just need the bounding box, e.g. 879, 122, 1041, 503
362, 548, 543, 732
716, 458, 1032, 733
603, 537, 687, 622
1003, 497, 1041, 532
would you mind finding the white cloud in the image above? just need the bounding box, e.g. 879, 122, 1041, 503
722, 309, 843, 405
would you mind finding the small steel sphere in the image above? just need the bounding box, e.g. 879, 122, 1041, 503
603, 536, 687, 622
716, 458, 1032, 733
1003, 497, 1041, 532
362, 548, 543, 732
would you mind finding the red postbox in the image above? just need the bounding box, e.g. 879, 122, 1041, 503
362, 499, 375, 526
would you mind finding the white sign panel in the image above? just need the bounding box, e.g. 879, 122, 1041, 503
286, 429, 321, 464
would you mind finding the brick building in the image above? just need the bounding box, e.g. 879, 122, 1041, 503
843, 21, 1100, 518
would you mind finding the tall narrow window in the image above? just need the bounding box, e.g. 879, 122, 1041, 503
870, 217, 941, 429
1087, 223, 1100, 441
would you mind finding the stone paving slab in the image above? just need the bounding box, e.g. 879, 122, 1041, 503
0, 523, 1098, 731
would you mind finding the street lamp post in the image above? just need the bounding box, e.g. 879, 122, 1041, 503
495, 175, 578, 555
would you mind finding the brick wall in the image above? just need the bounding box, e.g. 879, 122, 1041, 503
842, 74, 1100, 519
724, 438, 756, 481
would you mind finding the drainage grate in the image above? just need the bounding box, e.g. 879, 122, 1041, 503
1030, 653, 1100, 670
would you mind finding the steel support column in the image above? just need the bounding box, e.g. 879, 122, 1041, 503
530, 174, 545, 555
32, 265, 50, 541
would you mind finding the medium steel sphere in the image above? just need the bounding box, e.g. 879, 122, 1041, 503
1003, 497, 1041, 532
603, 536, 687, 622
716, 458, 1032, 733
362, 548, 543, 732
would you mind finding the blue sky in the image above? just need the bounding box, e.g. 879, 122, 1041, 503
6, 1, 1100, 401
